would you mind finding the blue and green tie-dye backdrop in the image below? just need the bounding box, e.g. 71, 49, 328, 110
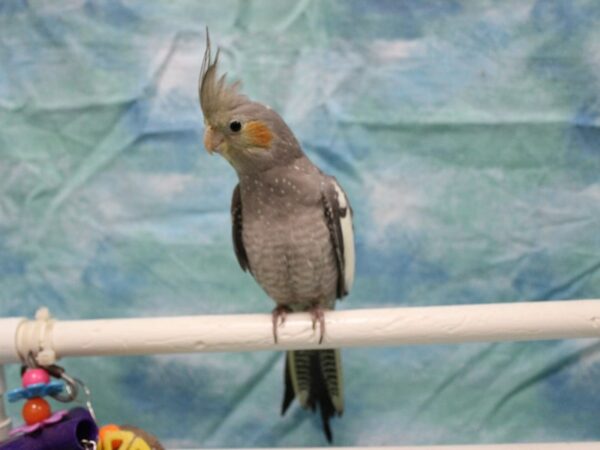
1, 0, 600, 447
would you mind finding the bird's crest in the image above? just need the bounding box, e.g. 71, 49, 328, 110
199, 29, 247, 123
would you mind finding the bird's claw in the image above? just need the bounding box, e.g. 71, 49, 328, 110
309, 305, 326, 344
272, 306, 291, 343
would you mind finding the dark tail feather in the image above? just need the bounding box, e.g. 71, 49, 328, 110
311, 355, 336, 443
281, 350, 343, 443
282, 355, 295, 415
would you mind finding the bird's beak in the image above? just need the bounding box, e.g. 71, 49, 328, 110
203, 125, 225, 155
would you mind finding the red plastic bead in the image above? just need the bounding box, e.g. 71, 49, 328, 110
22, 397, 52, 425
22, 368, 50, 387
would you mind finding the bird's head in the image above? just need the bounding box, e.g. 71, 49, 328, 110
199, 32, 302, 175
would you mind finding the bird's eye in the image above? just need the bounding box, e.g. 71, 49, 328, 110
229, 121, 242, 132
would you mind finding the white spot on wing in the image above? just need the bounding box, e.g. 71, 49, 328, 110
333, 181, 355, 293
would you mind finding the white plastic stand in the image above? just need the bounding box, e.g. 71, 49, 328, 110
1, 300, 600, 363
1, 301, 600, 448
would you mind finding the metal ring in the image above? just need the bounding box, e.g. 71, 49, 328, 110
50, 370, 79, 403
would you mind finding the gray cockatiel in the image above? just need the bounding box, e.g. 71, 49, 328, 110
199, 32, 355, 442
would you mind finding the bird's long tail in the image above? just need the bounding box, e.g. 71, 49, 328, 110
281, 349, 343, 442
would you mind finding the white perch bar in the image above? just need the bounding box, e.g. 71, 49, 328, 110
1, 300, 599, 364
201, 445, 600, 450
197, 445, 600, 450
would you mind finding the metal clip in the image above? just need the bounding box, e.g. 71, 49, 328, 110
47, 364, 96, 421
46, 364, 79, 403
81, 439, 97, 450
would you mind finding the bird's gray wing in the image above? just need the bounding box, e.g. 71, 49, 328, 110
231, 184, 251, 273
322, 177, 355, 298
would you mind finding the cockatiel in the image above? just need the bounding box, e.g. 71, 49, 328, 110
198, 32, 355, 442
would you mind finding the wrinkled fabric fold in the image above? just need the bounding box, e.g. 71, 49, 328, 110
0, 1, 599, 447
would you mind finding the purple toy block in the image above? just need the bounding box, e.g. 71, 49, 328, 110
0, 407, 98, 450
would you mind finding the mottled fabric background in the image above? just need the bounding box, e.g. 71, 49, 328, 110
1, 0, 600, 448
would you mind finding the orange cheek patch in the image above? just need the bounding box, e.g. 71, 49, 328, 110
244, 121, 273, 149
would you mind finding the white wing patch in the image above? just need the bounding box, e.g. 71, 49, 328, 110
333, 181, 355, 293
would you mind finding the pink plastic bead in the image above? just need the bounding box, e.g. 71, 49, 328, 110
22, 368, 50, 387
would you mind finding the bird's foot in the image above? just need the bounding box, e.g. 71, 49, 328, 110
272, 305, 291, 344
308, 305, 326, 344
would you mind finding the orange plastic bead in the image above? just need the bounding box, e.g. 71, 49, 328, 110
99, 424, 120, 440
99, 424, 122, 450
22, 397, 51, 425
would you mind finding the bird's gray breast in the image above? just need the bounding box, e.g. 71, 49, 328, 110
240, 171, 338, 309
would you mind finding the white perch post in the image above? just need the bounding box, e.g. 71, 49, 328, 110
0, 365, 10, 441
0, 318, 23, 439
0, 300, 599, 364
